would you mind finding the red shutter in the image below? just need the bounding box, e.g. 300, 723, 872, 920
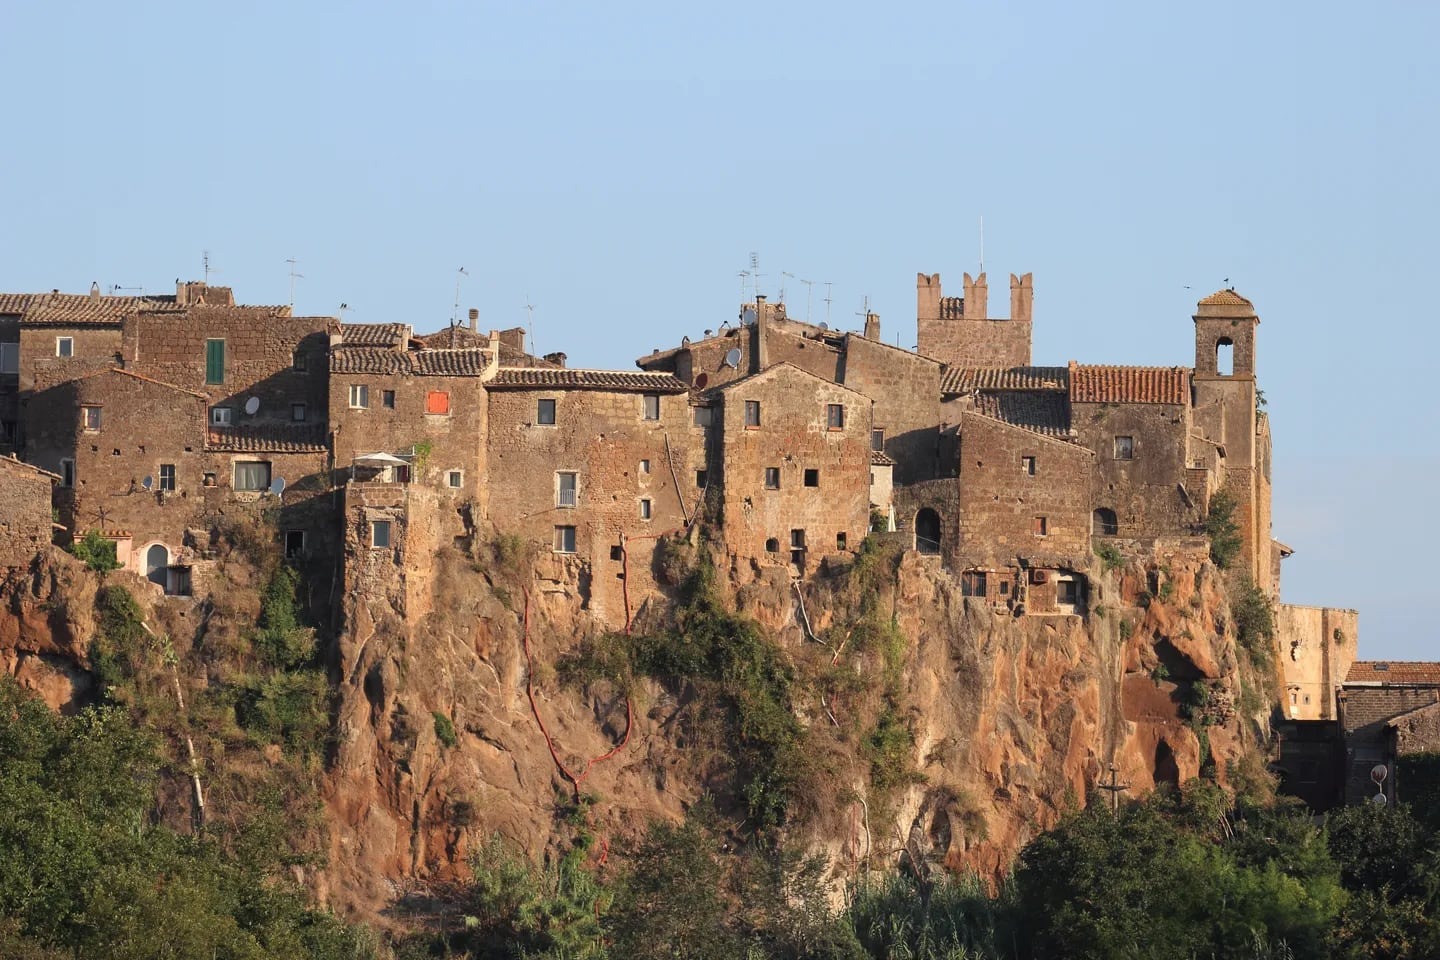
426, 391, 450, 414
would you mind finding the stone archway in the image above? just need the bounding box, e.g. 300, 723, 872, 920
145, 543, 169, 590
914, 508, 941, 556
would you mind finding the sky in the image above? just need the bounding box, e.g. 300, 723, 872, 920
3, 1, 1436, 659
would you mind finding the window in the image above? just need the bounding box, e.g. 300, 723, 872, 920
826, 403, 845, 430
81, 406, 102, 432
56, 337, 74, 358
210, 406, 233, 426
789, 528, 806, 568
0, 342, 17, 374
639, 459, 650, 474
1216, 338, 1234, 376
639, 498, 652, 519
963, 571, 988, 598
610, 545, 624, 561
696, 469, 707, 487
744, 400, 760, 427
292, 350, 307, 372
60, 459, 74, 487
764, 467, 780, 489
553, 525, 576, 553
447, 470, 463, 489
803, 468, 819, 487
693, 407, 713, 427
1033, 516, 1048, 537
349, 384, 369, 409
765, 537, 780, 552
371, 520, 392, 548
204, 338, 225, 384
202, 472, 216, 486
285, 530, 306, 559
1021, 456, 1035, 476
234, 461, 272, 492
426, 390, 451, 415
871, 428, 884, 452
557, 471, 577, 508
382, 390, 396, 409
642, 393, 660, 420
1057, 578, 1079, 606
1114, 436, 1134, 460
836, 532, 847, 551
159, 464, 176, 492
1094, 507, 1119, 536
291, 403, 307, 422
537, 398, 557, 425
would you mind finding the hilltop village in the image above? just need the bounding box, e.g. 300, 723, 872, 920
0, 270, 1424, 807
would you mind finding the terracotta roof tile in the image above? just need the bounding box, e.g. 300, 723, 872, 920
0, 292, 177, 326
974, 391, 1071, 436
940, 366, 1068, 395
1198, 288, 1253, 307
339, 322, 409, 348
1346, 662, 1440, 685
870, 450, 896, 466
1069, 364, 1189, 405
488, 368, 689, 393
329, 348, 491, 377
206, 424, 328, 453
416, 326, 487, 350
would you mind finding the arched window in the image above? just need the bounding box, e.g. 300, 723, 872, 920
765, 537, 779, 553
145, 544, 169, 590
1216, 337, 1234, 376
1093, 507, 1118, 536
914, 508, 941, 556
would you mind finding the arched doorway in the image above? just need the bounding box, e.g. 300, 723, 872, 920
914, 508, 941, 555
145, 544, 169, 590
1093, 507, 1118, 536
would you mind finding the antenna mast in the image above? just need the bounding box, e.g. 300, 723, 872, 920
748, 252, 762, 298
524, 296, 536, 354
286, 258, 304, 310
452, 267, 469, 326
979, 216, 985, 275
202, 251, 219, 284
823, 281, 833, 326
799, 278, 814, 323
780, 271, 793, 304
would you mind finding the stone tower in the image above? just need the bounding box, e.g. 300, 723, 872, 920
915, 271, 1032, 368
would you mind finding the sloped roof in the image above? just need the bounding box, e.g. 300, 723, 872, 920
1198, 289, 1253, 307
329, 347, 492, 377
206, 424, 328, 453
1346, 662, 1440, 686
488, 368, 689, 393
66, 366, 208, 400
416, 326, 488, 350
1069, 364, 1189, 405
0, 292, 175, 326
974, 391, 1071, 436
0, 454, 61, 482
339, 322, 409, 348
870, 450, 896, 466
941, 366, 1068, 395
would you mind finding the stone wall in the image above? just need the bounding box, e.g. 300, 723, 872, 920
23, 327, 124, 393
840, 335, 942, 483
1278, 603, 1357, 720
0, 458, 55, 567
1071, 400, 1195, 542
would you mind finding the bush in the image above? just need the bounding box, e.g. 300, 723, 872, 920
236, 670, 331, 754
433, 711, 458, 749
90, 586, 147, 694
68, 530, 119, 573
1094, 541, 1123, 573
253, 565, 316, 669
1231, 575, 1276, 668
1205, 490, 1244, 569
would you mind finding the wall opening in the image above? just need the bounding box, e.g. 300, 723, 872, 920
915, 508, 941, 555
1216, 337, 1234, 376
145, 544, 169, 589
1093, 507, 1118, 536
1154, 740, 1181, 787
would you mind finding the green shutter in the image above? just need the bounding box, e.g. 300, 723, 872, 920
205, 339, 225, 384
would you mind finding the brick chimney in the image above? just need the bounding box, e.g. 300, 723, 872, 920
468, 307, 479, 332
863, 311, 881, 340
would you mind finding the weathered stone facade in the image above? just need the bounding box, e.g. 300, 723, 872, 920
1278, 603, 1357, 720
0, 455, 57, 567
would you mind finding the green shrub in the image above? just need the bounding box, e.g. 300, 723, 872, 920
68, 530, 119, 573
1095, 541, 1123, 572
433, 711, 458, 749
1205, 491, 1244, 569
253, 565, 316, 669
90, 586, 147, 694
1231, 575, 1276, 668
236, 670, 331, 754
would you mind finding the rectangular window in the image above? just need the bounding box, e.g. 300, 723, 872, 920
537, 398, 557, 425
789, 528, 805, 568
291, 402, 307, 422
1021, 456, 1036, 476
693, 406, 713, 427
426, 390, 451, 415
210, 406, 233, 426
963, 571, 988, 598
349, 384, 369, 409
836, 532, 847, 551
56, 337, 74, 358
764, 467, 780, 489
826, 403, 845, 430
1033, 516, 1048, 537
382, 390, 396, 409
639, 498, 652, 520
1057, 578, 1079, 606
803, 468, 819, 487
639, 459, 651, 474
744, 400, 760, 427
371, 520, 392, 548
285, 530, 306, 558
447, 470, 463, 489
1114, 436, 1134, 460
234, 461, 272, 492
204, 338, 225, 384
292, 350, 307, 371
553, 525, 576, 553
81, 406, 102, 432
0, 342, 17, 374
557, 471, 577, 508
642, 393, 660, 420
60, 458, 74, 487
158, 464, 176, 492
871, 428, 884, 452
696, 469, 707, 487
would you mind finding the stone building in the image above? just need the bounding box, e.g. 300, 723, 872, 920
0, 455, 58, 567
1339, 662, 1440, 804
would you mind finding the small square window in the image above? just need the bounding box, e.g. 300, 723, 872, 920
871, 428, 885, 452
291, 403, 307, 422
0, 342, 18, 374
56, 337, 74, 358
81, 406, 102, 432
836, 532, 847, 551
693, 407, 713, 427
696, 469, 708, 487
642, 393, 660, 420
234, 460, 272, 492
537, 398, 557, 425
159, 464, 176, 492
426, 391, 451, 415
1033, 516, 1048, 537
803, 468, 819, 487
639, 459, 651, 474
639, 498, 652, 519
60, 459, 75, 487
1021, 456, 1035, 476
292, 350, 307, 372
557, 471, 577, 508
285, 530, 306, 558
963, 571, 988, 598
210, 406, 233, 426
826, 403, 844, 430
371, 520, 392, 548
764, 467, 780, 489
553, 525, 576, 553
610, 545, 624, 561
790, 529, 806, 548
1114, 436, 1134, 460
382, 390, 396, 409
349, 384, 369, 409
1057, 579, 1079, 605
744, 400, 760, 427
447, 470, 463, 489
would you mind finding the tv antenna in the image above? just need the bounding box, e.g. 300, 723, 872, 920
109, 284, 143, 296
202, 250, 219, 284
780, 271, 793, 304
823, 282, 833, 325
978, 216, 985, 274
737, 270, 751, 300
286, 258, 304, 309
798, 278, 814, 323
524, 296, 536, 353
338, 302, 351, 320
451, 267, 469, 326
855, 295, 871, 326
748, 252, 763, 298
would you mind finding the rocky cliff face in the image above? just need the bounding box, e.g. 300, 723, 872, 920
0, 534, 1275, 928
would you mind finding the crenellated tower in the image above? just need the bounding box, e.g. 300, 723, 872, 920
915, 271, 1032, 368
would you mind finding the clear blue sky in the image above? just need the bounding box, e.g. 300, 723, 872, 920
3, 2, 1436, 659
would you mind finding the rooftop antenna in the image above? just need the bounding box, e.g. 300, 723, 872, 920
286, 258, 304, 310
748, 252, 763, 298
109, 284, 143, 296
737, 270, 751, 300
799, 278, 814, 322
202, 250, 219, 284
524, 296, 536, 353
854, 295, 870, 330
338, 302, 351, 320
451, 267, 469, 326
823, 281, 833, 326
780, 271, 793, 304
978, 216, 985, 275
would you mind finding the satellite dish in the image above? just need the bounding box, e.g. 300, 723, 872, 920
269, 476, 286, 496
1372, 793, 1388, 806
740, 308, 756, 326
694, 373, 709, 389
1371, 764, 1389, 784
141, 476, 153, 491
723, 347, 742, 368
244, 396, 260, 416
818, 322, 828, 331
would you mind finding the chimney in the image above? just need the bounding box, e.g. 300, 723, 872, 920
89, 282, 101, 302
543, 352, 567, 368
467, 307, 479, 332
1009, 273, 1033, 322
754, 295, 768, 372
863, 311, 881, 340
961, 273, 988, 320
